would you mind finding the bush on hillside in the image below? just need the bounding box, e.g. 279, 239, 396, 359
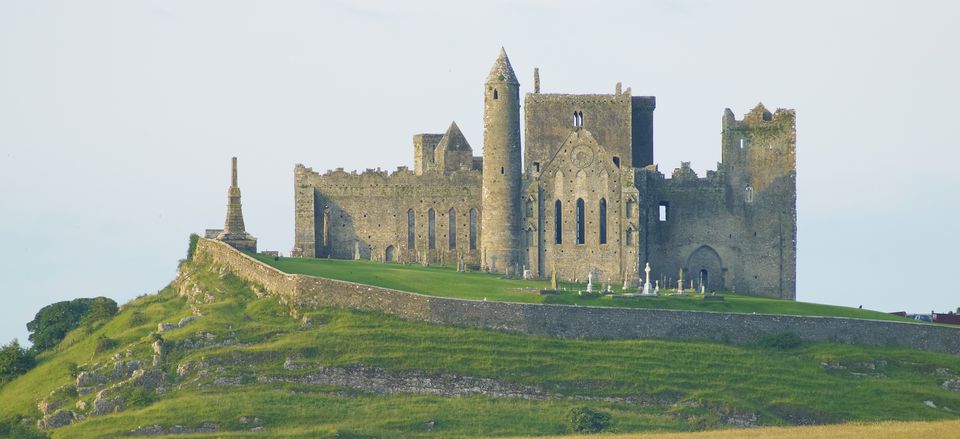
758, 331, 802, 350
94, 334, 118, 355
567, 406, 611, 433
0, 339, 36, 385
26, 297, 119, 352
0, 415, 48, 439
128, 310, 149, 327
187, 233, 200, 262
65, 361, 80, 379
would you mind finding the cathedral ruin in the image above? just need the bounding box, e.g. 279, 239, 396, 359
292, 48, 796, 298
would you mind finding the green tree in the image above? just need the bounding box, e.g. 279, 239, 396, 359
0, 339, 36, 385
567, 406, 611, 433
26, 297, 118, 352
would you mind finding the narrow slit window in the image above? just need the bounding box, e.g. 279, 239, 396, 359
576, 198, 585, 245
407, 209, 416, 249
469, 208, 478, 250
599, 198, 607, 244
493, 89, 498, 100
428, 208, 436, 249
554, 200, 563, 244
448, 208, 456, 249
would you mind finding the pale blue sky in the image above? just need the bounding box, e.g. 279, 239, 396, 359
1, 0, 958, 344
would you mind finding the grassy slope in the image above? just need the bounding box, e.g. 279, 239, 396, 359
0, 255, 957, 438
516, 420, 960, 439
253, 255, 913, 322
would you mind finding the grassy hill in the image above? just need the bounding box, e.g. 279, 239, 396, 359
253, 255, 913, 322
0, 252, 957, 438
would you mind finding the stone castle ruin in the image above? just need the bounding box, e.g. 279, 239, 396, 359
292, 48, 796, 298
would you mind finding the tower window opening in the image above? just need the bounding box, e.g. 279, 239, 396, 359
533, 162, 540, 172
739, 138, 745, 149
626, 228, 634, 246
745, 186, 754, 203
658, 201, 669, 222
612, 156, 620, 167
576, 198, 585, 245
572, 111, 584, 127
493, 89, 498, 99
599, 198, 607, 244
626, 198, 634, 218
501, 166, 504, 174
554, 200, 563, 244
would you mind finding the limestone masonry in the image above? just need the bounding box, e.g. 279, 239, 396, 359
208, 157, 257, 253
292, 48, 797, 298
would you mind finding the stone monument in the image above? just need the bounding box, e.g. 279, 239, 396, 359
216, 157, 257, 252
641, 262, 653, 295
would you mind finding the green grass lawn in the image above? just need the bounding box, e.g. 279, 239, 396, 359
1, 255, 957, 438
253, 255, 913, 322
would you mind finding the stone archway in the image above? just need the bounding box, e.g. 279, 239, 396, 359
385, 245, 395, 263
686, 245, 723, 291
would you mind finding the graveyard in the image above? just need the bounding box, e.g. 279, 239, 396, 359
252, 254, 912, 323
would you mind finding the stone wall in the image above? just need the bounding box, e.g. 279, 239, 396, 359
195, 239, 960, 356
293, 164, 482, 265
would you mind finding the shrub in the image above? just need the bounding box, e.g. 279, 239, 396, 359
567, 406, 611, 433
66, 362, 80, 379
0, 415, 48, 438
128, 310, 149, 327
0, 339, 36, 385
94, 335, 118, 355
758, 331, 802, 350
120, 386, 156, 407
187, 233, 200, 262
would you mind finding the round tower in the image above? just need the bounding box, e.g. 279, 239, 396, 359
481, 47, 522, 274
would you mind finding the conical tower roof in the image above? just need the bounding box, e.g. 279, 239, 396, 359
435, 121, 472, 152
486, 47, 519, 85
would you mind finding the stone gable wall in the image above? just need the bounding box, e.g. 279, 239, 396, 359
195, 239, 960, 356
293, 165, 482, 265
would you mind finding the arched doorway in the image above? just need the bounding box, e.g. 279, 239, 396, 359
686, 245, 723, 291
384, 245, 395, 263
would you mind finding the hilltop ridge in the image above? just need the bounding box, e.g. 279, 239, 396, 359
0, 240, 958, 438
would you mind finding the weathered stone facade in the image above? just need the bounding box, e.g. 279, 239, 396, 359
293, 48, 796, 298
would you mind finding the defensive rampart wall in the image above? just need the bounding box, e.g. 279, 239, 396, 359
195, 239, 960, 355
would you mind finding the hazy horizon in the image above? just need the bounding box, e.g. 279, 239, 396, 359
2, 0, 958, 344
